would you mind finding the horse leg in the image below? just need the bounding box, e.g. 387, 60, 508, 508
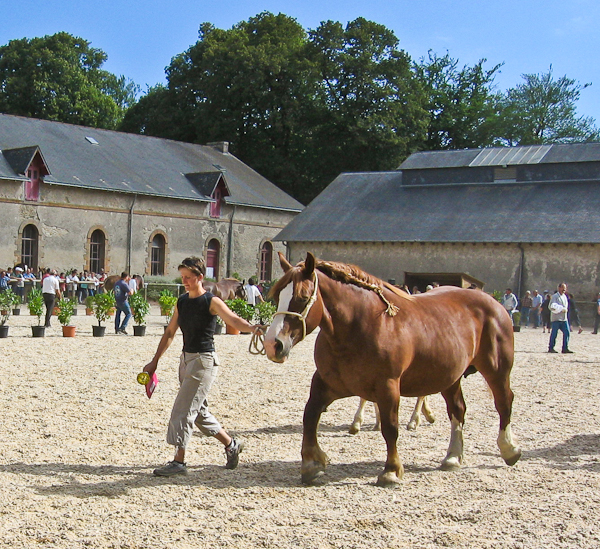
375, 386, 403, 487
301, 372, 335, 485
349, 398, 368, 434
406, 396, 424, 431
488, 378, 521, 466
440, 380, 466, 470
421, 395, 436, 424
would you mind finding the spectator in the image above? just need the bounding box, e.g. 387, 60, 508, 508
520, 291, 533, 327
244, 277, 264, 306
0, 270, 9, 293
548, 282, 572, 354
42, 269, 62, 328
128, 274, 138, 294
592, 292, 600, 335
501, 288, 518, 320
567, 293, 583, 334
541, 291, 552, 333
114, 272, 133, 335
12, 266, 25, 303
531, 290, 543, 329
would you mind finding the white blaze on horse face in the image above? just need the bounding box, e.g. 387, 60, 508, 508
265, 281, 294, 344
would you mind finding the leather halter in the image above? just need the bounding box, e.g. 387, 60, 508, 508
272, 272, 319, 342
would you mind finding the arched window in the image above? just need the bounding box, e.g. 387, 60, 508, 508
21, 224, 39, 270
260, 241, 273, 281
151, 234, 166, 276
206, 239, 220, 279
90, 229, 106, 274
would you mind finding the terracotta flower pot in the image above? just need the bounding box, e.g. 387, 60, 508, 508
226, 324, 241, 335
62, 325, 76, 337
86, 308, 93, 316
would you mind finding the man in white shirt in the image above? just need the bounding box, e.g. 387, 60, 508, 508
244, 277, 264, 306
128, 275, 138, 294
42, 268, 62, 327
501, 288, 518, 321
548, 282, 571, 354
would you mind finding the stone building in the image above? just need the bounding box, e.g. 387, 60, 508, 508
276, 144, 600, 322
0, 114, 302, 281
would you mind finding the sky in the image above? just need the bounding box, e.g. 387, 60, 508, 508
2, 0, 600, 124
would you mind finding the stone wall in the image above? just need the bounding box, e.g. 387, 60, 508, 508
0, 178, 294, 282
286, 241, 600, 325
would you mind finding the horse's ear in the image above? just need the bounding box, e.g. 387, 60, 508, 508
278, 252, 293, 273
303, 252, 316, 278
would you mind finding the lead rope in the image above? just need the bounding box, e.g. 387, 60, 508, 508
249, 327, 266, 355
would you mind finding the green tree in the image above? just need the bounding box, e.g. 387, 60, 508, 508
0, 32, 138, 129
498, 66, 598, 145
414, 51, 503, 150
306, 18, 427, 195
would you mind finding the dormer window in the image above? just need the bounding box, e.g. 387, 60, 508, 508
25, 167, 41, 201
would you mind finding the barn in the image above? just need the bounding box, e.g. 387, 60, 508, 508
0, 114, 302, 281
276, 143, 600, 321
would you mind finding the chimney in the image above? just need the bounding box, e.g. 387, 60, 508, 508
207, 141, 229, 154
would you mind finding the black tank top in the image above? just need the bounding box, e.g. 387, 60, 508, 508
177, 292, 216, 353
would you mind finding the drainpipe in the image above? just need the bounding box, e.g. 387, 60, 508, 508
517, 243, 525, 299
227, 205, 236, 277
127, 194, 137, 273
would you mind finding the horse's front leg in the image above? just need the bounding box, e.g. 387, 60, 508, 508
375, 385, 403, 487
301, 372, 335, 485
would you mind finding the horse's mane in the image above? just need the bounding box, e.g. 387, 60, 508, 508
315, 260, 412, 302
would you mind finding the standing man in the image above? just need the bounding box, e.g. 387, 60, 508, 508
42, 269, 62, 328
592, 292, 600, 334
531, 290, 543, 329
520, 291, 533, 327
501, 288, 518, 321
548, 282, 572, 354
143, 256, 263, 476
244, 277, 264, 307
114, 272, 133, 335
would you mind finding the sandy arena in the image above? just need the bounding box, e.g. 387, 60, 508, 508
1, 309, 599, 548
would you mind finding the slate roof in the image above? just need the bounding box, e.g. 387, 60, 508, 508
399, 143, 600, 170
0, 114, 303, 212
275, 168, 600, 244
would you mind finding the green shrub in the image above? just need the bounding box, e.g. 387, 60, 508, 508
92, 291, 116, 326
130, 292, 151, 326
225, 298, 255, 322
158, 289, 178, 321
254, 300, 276, 324
0, 288, 19, 325
27, 288, 45, 325
56, 297, 75, 326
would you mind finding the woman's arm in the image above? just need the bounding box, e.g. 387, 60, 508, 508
143, 307, 179, 375
210, 296, 261, 333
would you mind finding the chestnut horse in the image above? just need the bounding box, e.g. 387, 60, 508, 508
264, 252, 521, 487
102, 274, 144, 293
202, 278, 246, 301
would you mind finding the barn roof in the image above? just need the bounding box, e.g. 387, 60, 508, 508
0, 114, 302, 212
275, 169, 600, 244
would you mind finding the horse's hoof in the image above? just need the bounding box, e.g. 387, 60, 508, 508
440, 456, 462, 471
376, 471, 401, 488
301, 468, 325, 485
406, 421, 417, 431
503, 449, 522, 466
348, 425, 360, 435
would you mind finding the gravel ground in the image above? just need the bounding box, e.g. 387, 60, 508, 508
0, 309, 599, 549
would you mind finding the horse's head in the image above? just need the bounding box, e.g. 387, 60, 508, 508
264, 252, 322, 363
234, 281, 247, 301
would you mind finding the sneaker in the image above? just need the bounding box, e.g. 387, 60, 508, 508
120, 329, 128, 335
548, 348, 558, 353
153, 460, 187, 477
562, 349, 574, 354
225, 438, 244, 470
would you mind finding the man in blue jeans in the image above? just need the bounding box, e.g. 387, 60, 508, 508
548, 282, 572, 354
114, 272, 133, 335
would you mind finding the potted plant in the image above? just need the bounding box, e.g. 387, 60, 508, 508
27, 287, 46, 337
512, 311, 521, 332
215, 315, 224, 335
158, 289, 178, 323
224, 298, 254, 334
91, 291, 116, 337
130, 291, 151, 336
85, 295, 94, 315
0, 288, 17, 337
254, 300, 276, 325
57, 296, 76, 337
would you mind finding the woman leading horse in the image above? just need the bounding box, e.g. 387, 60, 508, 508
264, 252, 521, 487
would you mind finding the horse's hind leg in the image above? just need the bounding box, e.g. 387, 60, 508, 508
301, 372, 335, 485
421, 395, 436, 424
440, 380, 466, 470
489, 378, 521, 466
406, 395, 435, 430
349, 398, 368, 434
